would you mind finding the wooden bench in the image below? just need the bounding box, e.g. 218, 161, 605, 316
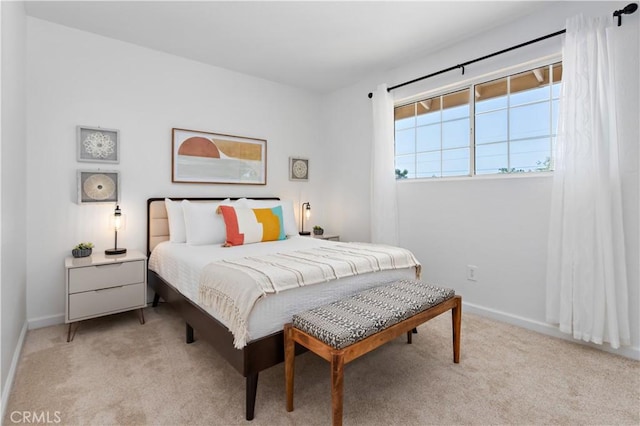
284, 279, 462, 426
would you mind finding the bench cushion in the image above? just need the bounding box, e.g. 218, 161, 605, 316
292, 279, 455, 349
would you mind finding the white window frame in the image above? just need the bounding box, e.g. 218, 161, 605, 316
394, 54, 562, 181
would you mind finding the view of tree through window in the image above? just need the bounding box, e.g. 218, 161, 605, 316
394, 62, 562, 179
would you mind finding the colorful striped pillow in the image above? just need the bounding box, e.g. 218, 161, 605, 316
218, 205, 286, 246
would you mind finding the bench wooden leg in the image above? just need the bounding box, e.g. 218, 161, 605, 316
285, 324, 295, 412
452, 296, 462, 363
331, 352, 344, 426
406, 330, 412, 344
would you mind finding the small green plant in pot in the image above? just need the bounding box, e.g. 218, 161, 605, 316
313, 226, 324, 236
72, 242, 94, 258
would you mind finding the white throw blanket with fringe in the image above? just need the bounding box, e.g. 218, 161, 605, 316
198, 242, 421, 349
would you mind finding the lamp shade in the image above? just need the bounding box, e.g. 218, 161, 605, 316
110, 205, 126, 231
300, 202, 311, 235
105, 205, 127, 255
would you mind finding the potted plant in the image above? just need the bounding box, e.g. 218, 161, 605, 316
72, 242, 94, 258
313, 226, 324, 236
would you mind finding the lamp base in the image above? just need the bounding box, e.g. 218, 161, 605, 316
299, 232, 310, 236
105, 248, 127, 255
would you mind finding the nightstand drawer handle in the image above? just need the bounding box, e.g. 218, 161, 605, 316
94, 286, 124, 293
95, 263, 123, 268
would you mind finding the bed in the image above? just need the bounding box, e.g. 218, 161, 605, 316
146, 197, 420, 420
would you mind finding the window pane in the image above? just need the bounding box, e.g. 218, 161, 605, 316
510, 137, 550, 155
476, 95, 507, 114
395, 154, 415, 179
510, 86, 551, 107
476, 109, 507, 145
395, 128, 414, 155
416, 124, 440, 152
476, 77, 507, 113
510, 68, 550, 106
442, 105, 468, 121
510, 138, 552, 171
394, 104, 415, 130
442, 148, 469, 176
417, 151, 440, 178
442, 118, 469, 149
416, 98, 442, 126
510, 102, 550, 140
417, 110, 441, 126
442, 89, 469, 120
476, 142, 507, 174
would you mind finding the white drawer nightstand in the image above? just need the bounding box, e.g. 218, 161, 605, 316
65, 250, 147, 341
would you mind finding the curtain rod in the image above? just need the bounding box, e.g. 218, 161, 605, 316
367, 2, 638, 99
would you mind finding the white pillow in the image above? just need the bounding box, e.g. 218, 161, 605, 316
244, 199, 298, 236
182, 199, 232, 245
164, 198, 186, 243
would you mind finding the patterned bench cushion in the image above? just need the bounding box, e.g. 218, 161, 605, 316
292, 279, 455, 350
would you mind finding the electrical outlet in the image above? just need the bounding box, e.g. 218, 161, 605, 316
467, 265, 478, 281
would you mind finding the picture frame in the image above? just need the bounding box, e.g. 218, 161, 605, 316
77, 126, 120, 163
77, 170, 120, 204
289, 157, 309, 181
172, 128, 267, 185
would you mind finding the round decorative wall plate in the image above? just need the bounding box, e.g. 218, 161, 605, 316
289, 157, 309, 181
83, 173, 116, 200
77, 170, 120, 203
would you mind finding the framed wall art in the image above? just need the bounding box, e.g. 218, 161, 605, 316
77, 170, 120, 204
289, 157, 309, 181
77, 126, 120, 163
172, 128, 267, 185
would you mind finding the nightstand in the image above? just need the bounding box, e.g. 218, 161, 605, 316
65, 250, 147, 342
311, 234, 340, 241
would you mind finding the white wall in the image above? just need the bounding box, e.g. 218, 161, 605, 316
321, 1, 639, 358
1, 0, 28, 412
25, 18, 324, 325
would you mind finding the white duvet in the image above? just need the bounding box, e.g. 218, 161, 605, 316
148, 236, 417, 344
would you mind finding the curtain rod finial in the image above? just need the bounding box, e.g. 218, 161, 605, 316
613, 3, 638, 26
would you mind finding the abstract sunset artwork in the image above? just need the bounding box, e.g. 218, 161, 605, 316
172, 128, 266, 184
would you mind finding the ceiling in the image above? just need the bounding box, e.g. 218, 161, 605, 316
24, 1, 548, 93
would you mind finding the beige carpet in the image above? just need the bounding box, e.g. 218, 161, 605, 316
4, 304, 639, 425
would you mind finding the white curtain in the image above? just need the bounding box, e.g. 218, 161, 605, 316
370, 84, 399, 246
546, 14, 630, 348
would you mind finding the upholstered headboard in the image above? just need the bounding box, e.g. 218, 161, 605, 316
146, 197, 280, 256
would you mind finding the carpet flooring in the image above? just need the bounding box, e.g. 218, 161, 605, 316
4, 304, 639, 425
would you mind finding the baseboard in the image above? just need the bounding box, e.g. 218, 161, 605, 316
27, 313, 64, 329
1, 320, 28, 422
463, 302, 640, 361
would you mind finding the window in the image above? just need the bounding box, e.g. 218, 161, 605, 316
395, 62, 562, 179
